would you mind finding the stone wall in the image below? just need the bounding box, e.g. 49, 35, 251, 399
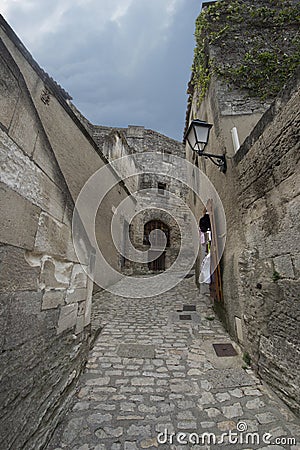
0, 17, 132, 448
186, 1, 300, 415
91, 122, 195, 275
187, 68, 300, 415
233, 72, 300, 414
93, 124, 186, 157
130, 148, 195, 274
186, 0, 299, 156
129, 194, 190, 274
0, 38, 91, 449
101, 130, 139, 195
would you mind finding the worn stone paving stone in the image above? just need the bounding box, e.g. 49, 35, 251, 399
47, 277, 300, 450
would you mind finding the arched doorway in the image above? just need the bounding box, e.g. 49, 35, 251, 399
143, 220, 170, 271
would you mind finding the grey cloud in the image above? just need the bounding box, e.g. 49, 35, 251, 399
4, 0, 202, 140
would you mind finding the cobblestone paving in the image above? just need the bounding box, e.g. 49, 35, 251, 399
48, 277, 300, 450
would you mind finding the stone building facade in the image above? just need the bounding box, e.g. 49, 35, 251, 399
186, 0, 300, 414
70, 109, 197, 274
0, 16, 134, 449
92, 124, 196, 274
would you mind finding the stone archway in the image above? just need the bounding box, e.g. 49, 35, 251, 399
143, 220, 170, 271
129, 210, 181, 274
143, 220, 170, 248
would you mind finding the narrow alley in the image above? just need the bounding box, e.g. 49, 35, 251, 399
47, 277, 300, 450
1, 4, 299, 449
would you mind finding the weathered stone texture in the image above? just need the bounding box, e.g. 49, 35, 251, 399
57, 303, 79, 334
93, 125, 185, 158
9, 89, 41, 156
41, 289, 66, 310
34, 212, 77, 261
0, 49, 20, 130
0, 245, 39, 292
39, 258, 72, 290
0, 116, 91, 450
0, 128, 67, 222
101, 130, 139, 194
236, 78, 299, 414
0, 289, 90, 450
0, 182, 41, 250
91, 120, 194, 275
0, 16, 133, 449
122, 133, 193, 273
65, 287, 87, 304
195, 72, 300, 414
187, 3, 300, 414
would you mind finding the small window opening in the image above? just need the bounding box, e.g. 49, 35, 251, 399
158, 182, 166, 195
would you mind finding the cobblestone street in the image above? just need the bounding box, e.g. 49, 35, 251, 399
48, 277, 300, 450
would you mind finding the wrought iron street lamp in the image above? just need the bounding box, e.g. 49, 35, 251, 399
185, 119, 227, 173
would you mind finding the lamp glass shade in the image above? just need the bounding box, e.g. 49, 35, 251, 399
187, 126, 197, 149
186, 119, 212, 152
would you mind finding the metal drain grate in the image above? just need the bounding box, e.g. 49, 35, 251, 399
182, 304, 196, 312
179, 314, 192, 321
213, 343, 237, 357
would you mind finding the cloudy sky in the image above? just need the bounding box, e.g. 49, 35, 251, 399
1, 0, 206, 141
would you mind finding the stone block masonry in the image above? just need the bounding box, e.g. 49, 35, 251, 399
91, 122, 195, 275
189, 67, 300, 415
0, 60, 92, 449
198, 72, 300, 415
232, 72, 300, 415
0, 16, 133, 449
186, 0, 300, 416
0, 129, 92, 449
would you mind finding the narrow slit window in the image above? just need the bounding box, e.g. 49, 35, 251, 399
157, 182, 166, 195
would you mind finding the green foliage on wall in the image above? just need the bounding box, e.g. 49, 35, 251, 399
192, 0, 300, 104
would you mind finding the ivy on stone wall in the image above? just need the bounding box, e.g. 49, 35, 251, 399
192, 0, 300, 104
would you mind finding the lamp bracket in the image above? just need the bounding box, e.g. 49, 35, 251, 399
196, 150, 227, 173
